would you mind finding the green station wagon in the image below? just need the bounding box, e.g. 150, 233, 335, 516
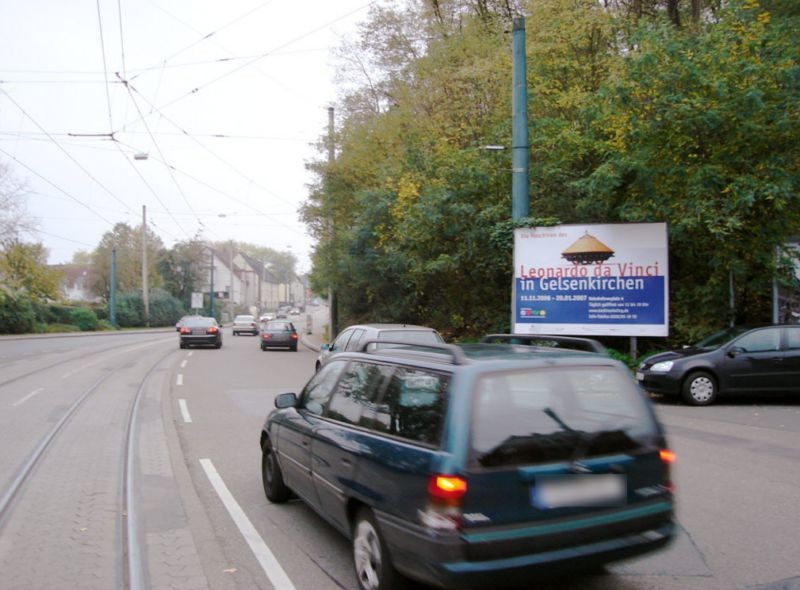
260, 342, 675, 590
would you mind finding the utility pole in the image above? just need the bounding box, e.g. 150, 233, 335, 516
142, 205, 149, 326
511, 17, 529, 333
327, 106, 338, 338
209, 248, 215, 318
110, 247, 117, 327
511, 17, 529, 221
229, 241, 235, 321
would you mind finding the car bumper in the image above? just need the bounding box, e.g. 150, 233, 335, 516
635, 371, 682, 396
180, 336, 220, 346
377, 502, 674, 589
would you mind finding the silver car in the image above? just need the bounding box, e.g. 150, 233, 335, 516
315, 323, 444, 371
232, 314, 259, 336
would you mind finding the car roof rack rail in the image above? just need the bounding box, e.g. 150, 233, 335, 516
357, 340, 468, 365
479, 333, 608, 355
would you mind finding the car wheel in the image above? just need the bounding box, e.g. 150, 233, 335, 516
291, 345, 298, 352
682, 371, 717, 406
261, 443, 290, 503
353, 509, 400, 590
261, 344, 267, 351
215, 342, 222, 349
179, 342, 186, 349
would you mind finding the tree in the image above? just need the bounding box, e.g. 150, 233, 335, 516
158, 238, 209, 307
90, 222, 165, 300
0, 161, 36, 243
0, 239, 62, 302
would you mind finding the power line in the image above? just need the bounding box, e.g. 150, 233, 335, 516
0, 87, 137, 216
95, 0, 115, 133
0, 145, 117, 227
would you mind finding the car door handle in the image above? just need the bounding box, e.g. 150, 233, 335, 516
340, 457, 352, 466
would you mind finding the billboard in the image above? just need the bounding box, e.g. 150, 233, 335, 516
514, 223, 669, 337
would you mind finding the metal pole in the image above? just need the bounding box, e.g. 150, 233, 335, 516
510, 17, 529, 333
511, 17, 529, 221
110, 247, 117, 327
209, 249, 215, 318
772, 245, 780, 324
229, 242, 235, 321
142, 205, 149, 326
327, 106, 338, 338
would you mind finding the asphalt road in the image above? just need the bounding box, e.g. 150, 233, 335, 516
0, 319, 798, 590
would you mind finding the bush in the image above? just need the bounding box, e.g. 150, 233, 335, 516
0, 290, 36, 334
97, 319, 116, 331
112, 290, 186, 327
70, 307, 98, 331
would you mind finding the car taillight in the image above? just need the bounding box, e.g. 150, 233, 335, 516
262, 333, 270, 340
207, 327, 219, 334
180, 327, 191, 334
660, 448, 676, 493
419, 475, 467, 531
291, 333, 298, 340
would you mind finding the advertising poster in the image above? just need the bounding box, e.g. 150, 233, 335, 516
514, 223, 669, 337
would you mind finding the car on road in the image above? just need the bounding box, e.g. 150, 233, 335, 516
259, 312, 275, 322
315, 323, 444, 371
179, 316, 222, 349
636, 324, 800, 405
260, 342, 675, 590
260, 320, 299, 351
232, 314, 259, 336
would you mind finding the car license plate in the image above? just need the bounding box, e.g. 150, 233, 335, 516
636, 372, 644, 380
532, 474, 626, 509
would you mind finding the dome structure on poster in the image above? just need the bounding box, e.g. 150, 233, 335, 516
561, 231, 615, 265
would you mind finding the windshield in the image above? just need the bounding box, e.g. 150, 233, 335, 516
694, 326, 754, 349
470, 366, 656, 468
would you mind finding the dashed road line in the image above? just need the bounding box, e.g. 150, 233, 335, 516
178, 399, 192, 423
176, 374, 183, 386
12, 387, 44, 407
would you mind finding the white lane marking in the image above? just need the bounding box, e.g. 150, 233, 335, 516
180, 360, 187, 368
188, 351, 194, 357
176, 374, 183, 386
178, 399, 192, 423
12, 387, 44, 407
199, 459, 296, 590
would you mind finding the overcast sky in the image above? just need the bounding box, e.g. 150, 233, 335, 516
0, 0, 373, 273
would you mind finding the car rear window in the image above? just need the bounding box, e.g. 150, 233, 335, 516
469, 366, 656, 468
184, 317, 215, 328
267, 321, 293, 332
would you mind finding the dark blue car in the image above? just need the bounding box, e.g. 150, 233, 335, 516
260, 343, 675, 590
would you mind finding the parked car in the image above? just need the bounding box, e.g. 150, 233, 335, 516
480, 333, 608, 354
316, 323, 444, 371
637, 324, 800, 405
232, 314, 259, 336
179, 316, 222, 349
261, 342, 675, 590
260, 320, 299, 351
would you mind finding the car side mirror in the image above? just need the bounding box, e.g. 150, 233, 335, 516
727, 346, 744, 358
274, 392, 298, 409
321, 343, 331, 352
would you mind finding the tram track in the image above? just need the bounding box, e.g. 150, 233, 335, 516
0, 341, 176, 590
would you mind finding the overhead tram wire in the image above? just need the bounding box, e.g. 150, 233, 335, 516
112, 137, 308, 238
116, 73, 203, 239
0, 87, 137, 216
129, 0, 276, 83
123, 82, 303, 211
0, 146, 117, 227
95, 0, 115, 133
118, 1, 374, 129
